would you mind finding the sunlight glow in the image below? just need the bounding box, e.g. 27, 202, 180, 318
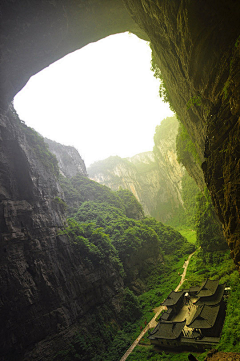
14, 32, 173, 167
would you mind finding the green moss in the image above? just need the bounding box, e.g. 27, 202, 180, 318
223, 79, 230, 99
195, 188, 228, 252
186, 95, 202, 110
218, 271, 240, 352
176, 122, 201, 166
150, 46, 175, 113
53, 196, 67, 210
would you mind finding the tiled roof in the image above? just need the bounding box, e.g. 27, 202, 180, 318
149, 320, 186, 340
160, 308, 173, 321
187, 304, 220, 329
195, 284, 225, 306
196, 279, 219, 297
189, 286, 200, 294
162, 290, 185, 306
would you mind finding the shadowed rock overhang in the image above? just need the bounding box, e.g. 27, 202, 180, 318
1, 0, 240, 311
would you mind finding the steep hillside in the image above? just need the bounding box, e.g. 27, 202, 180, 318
88, 116, 185, 223
44, 138, 87, 178
123, 0, 240, 270
0, 107, 194, 360
0, 109, 124, 360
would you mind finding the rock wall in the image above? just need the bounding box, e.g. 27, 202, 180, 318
88, 117, 185, 223
0, 108, 123, 360
0, 0, 147, 108
1, 0, 240, 268
44, 138, 87, 178
123, 0, 240, 268
1, 2, 240, 359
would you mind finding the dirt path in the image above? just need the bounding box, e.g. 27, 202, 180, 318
175, 250, 196, 292
119, 250, 196, 361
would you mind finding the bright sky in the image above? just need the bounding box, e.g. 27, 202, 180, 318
14, 32, 173, 167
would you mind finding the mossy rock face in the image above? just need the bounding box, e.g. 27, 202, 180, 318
2, 1, 240, 358
123, 0, 240, 270
1, 1, 240, 267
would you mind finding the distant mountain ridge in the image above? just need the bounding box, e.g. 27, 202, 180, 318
44, 138, 87, 178
88, 117, 185, 223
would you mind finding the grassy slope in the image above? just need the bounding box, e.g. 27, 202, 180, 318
176, 228, 196, 245
126, 247, 239, 361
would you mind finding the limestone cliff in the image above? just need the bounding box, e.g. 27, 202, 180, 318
44, 138, 87, 178
1, 0, 240, 270
123, 0, 240, 269
88, 117, 185, 223
1, 1, 240, 359
0, 108, 124, 361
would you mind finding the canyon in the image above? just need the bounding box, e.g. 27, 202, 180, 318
88, 116, 185, 223
1, 0, 239, 265
1, 0, 240, 359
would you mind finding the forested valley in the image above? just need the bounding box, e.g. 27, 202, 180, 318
31, 112, 238, 361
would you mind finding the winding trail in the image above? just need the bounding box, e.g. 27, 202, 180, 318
119, 250, 196, 361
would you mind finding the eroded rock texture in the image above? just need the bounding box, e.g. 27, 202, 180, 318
1, 1, 240, 269
0, 109, 123, 360
0, 0, 147, 108
1, 0, 240, 358
123, 0, 240, 268
44, 138, 87, 178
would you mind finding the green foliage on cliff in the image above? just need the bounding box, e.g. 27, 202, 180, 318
59, 219, 124, 274
195, 189, 228, 252
60, 174, 125, 216
182, 248, 235, 289
71, 174, 125, 209
150, 48, 175, 112
143, 217, 195, 257
72, 198, 193, 290
117, 188, 144, 219
58, 172, 196, 360
219, 271, 240, 352
59, 172, 196, 299
181, 172, 199, 228
176, 122, 200, 166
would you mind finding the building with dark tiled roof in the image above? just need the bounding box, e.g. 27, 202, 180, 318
162, 290, 185, 307
149, 321, 185, 343
196, 279, 219, 298
187, 304, 220, 329
195, 284, 225, 306
160, 308, 173, 321
148, 279, 226, 351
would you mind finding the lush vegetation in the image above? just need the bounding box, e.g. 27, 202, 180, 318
150, 48, 175, 112
117, 188, 144, 219
180, 248, 240, 355
165, 171, 199, 229
125, 244, 239, 361
54, 173, 195, 360
176, 122, 200, 167
59, 173, 126, 217
195, 189, 228, 252
180, 172, 199, 228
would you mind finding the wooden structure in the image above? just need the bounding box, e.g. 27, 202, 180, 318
148, 279, 226, 351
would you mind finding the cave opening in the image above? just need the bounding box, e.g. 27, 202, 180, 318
13, 32, 173, 168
